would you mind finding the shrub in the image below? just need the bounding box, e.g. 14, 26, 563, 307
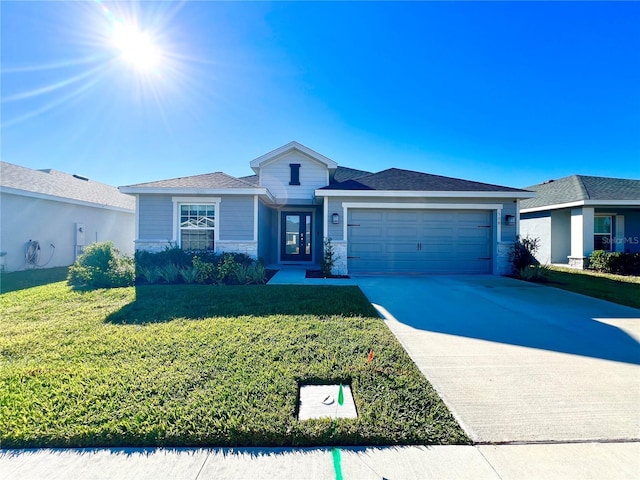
192, 256, 216, 284
510, 235, 540, 274
180, 266, 200, 284
138, 265, 163, 284
588, 250, 640, 275
217, 254, 241, 284
157, 263, 182, 283
67, 242, 135, 288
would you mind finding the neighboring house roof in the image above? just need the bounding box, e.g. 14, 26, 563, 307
521, 175, 640, 210
0, 161, 135, 211
124, 171, 258, 189
322, 168, 528, 193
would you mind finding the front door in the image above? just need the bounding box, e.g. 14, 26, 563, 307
281, 212, 312, 261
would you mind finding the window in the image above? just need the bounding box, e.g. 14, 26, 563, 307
289, 163, 301, 185
180, 204, 215, 250
594, 216, 612, 251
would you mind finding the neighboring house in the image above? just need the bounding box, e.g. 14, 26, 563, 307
120, 141, 534, 275
520, 175, 640, 268
0, 161, 135, 272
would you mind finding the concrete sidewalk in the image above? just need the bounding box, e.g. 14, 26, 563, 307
267, 266, 357, 285
2, 442, 639, 479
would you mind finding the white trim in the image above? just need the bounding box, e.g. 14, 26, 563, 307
172, 196, 221, 203
120, 186, 274, 202
0, 186, 135, 213
253, 195, 259, 242
316, 189, 534, 199
171, 197, 221, 248
322, 198, 329, 240
250, 141, 338, 170
521, 199, 640, 214
341, 202, 504, 210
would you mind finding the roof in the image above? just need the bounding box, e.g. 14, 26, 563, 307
0, 161, 135, 211
331, 166, 372, 183
124, 171, 258, 189
322, 168, 528, 193
249, 141, 338, 172
520, 175, 640, 210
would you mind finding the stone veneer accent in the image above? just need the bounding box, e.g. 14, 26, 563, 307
331, 240, 348, 276
135, 239, 257, 259
567, 256, 587, 270
135, 239, 174, 253
215, 241, 258, 259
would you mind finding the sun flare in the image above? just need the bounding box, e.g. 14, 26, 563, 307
111, 21, 161, 72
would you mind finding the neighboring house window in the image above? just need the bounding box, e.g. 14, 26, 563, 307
180, 204, 215, 250
289, 163, 301, 185
594, 216, 612, 251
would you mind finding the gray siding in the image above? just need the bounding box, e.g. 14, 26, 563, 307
257, 200, 276, 263
551, 210, 571, 262
520, 212, 552, 264
138, 195, 173, 240
219, 196, 254, 241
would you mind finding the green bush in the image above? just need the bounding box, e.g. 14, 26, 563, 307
321, 237, 336, 277
510, 235, 540, 274
67, 242, 135, 288
517, 264, 550, 282
588, 250, 640, 275
134, 249, 265, 285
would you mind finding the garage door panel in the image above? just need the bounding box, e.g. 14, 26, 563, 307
348, 208, 493, 274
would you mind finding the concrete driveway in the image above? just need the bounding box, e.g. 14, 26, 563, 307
355, 275, 640, 444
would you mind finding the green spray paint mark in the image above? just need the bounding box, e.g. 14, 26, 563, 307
338, 384, 344, 406
332, 447, 344, 480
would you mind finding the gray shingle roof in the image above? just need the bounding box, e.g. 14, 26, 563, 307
322, 168, 527, 192
520, 175, 640, 209
1, 161, 135, 210
124, 172, 258, 189
331, 166, 372, 183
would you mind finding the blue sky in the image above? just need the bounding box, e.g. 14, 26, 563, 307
2, 1, 639, 188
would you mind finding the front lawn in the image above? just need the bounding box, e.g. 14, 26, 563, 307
0, 267, 69, 294
0, 282, 468, 448
546, 266, 640, 310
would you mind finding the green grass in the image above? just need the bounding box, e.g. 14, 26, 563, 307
0, 282, 468, 448
546, 266, 640, 309
0, 267, 69, 294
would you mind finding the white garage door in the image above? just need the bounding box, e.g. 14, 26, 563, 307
347, 209, 493, 274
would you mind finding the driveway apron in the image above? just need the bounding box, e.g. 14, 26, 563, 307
355, 275, 640, 444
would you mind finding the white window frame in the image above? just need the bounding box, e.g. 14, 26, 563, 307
172, 197, 221, 250
594, 215, 613, 251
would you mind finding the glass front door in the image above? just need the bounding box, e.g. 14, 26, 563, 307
281, 212, 312, 261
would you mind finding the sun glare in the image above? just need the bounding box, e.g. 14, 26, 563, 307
111, 21, 161, 72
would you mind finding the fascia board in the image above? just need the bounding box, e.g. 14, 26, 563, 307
520, 199, 640, 214
119, 187, 274, 202
315, 189, 535, 199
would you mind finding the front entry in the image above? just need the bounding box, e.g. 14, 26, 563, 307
281, 212, 312, 262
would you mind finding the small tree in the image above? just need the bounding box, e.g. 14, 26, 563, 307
321, 237, 336, 277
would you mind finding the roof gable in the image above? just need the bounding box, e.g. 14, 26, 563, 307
0, 161, 135, 210
249, 141, 338, 173
520, 175, 640, 209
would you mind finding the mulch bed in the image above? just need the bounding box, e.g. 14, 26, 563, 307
305, 269, 350, 279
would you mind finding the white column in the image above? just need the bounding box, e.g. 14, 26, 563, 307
569, 207, 594, 268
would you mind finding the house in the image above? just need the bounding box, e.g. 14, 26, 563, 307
520, 175, 640, 268
119, 142, 534, 275
0, 161, 135, 272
